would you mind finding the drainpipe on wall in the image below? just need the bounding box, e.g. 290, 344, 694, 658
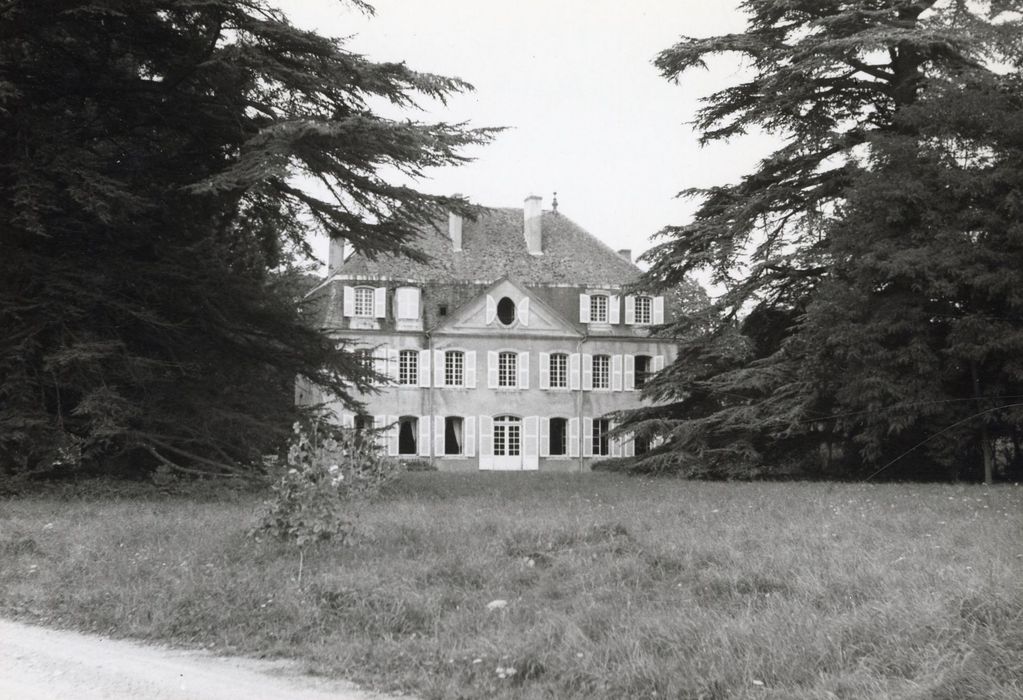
575, 333, 588, 473
426, 330, 435, 470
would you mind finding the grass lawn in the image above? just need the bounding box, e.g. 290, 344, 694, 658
1, 473, 1021, 699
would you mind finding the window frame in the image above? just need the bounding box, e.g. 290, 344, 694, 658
634, 295, 653, 325
398, 349, 418, 386
593, 418, 610, 457
549, 417, 568, 456
592, 354, 611, 390
497, 351, 518, 388
589, 294, 609, 324
353, 286, 375, 318
635, 354, 652, 389
549, 352, 568, 389
444, 350, 465, 387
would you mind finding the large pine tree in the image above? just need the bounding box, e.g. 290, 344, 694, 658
630, 1, 1023, 481
0, 1, 493, 476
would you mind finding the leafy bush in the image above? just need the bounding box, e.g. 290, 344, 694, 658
253, 423, 402, 548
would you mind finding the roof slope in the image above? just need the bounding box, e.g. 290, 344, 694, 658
336, 207, 641, 286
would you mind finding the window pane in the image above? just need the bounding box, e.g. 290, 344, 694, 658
498, 351, 517, 387
635, 355, 651, 389
550, 353, 567, 388
635, 296, 652, 324
590, 294, 608, 323
354, 287, 374, 317
445, 351, 464, 386
445, 417, 463, 455
593, 418, 610, 456
398, 417, 417, 455
399, 350, 418, 385
593, 355, 610, 389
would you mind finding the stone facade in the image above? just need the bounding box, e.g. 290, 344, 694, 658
301, 197, 677, 471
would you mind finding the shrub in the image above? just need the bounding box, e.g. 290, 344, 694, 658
253, 423, 402, 549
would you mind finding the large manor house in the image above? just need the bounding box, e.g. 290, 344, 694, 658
301, 196, 676, 471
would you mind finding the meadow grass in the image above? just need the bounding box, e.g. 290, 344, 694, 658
1, 473, 1021, 699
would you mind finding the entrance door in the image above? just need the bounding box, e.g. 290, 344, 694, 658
491, 415, 522, 470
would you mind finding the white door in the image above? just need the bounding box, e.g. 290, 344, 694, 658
491, 415, 522, 470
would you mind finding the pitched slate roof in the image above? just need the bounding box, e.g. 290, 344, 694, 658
335, 207, 641, 286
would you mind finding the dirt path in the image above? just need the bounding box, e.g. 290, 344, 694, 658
0, 619, 405, 700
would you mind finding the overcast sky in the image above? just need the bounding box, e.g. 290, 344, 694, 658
274, 1, 772, 277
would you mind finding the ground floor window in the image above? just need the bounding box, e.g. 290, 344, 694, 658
493, 415, 521, 456
635, 355, 652, 389
398, 416, 417, 455
549, 417, 567, 456
445, 416, 463, 455
635, 434, 650, 455
593, 418, 610, 456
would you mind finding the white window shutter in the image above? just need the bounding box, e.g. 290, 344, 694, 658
434, 415, 445, 456
434, 349, 445, 386
419, 349, 432, 387
523, 416, 539, 456
568, 417, 579, 458
582, 353, 593, 391
654, 355, 665, 373
624, 435, 635, 457
487, 351, 498, 389
579, 294, 591, 323
416, 417, 430, 457
519, 298, 530, 327
433, 350, 446, 388
609, 295, 620, 325
479, 415, 493, 459
539, 417, 550, 457
343, 286, 355, 317
611, 435, 622, 458
465, 351, 477, 388
570, 353, 581, 390
538, 352, 550, 389
341, 413, 355, 429
624, 354, 635, 391
485, 294, 496, 325
464, 416, 476, 456
582, 417, 593, 457
373, 347, 387, 381
653, 296, 665, 324
624, 295, 636, 325
374, 287, 386, 318
612, 354, 623, 391
382, 415, 397, 455
396, 287, 420, 319
387, 348, 399, 382
518, 351, 529, 389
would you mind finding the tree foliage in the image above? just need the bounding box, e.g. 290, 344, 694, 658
631, 0, 1023, 481
0, 1, 493, 477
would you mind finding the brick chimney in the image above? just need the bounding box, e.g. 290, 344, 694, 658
328, 237, 346, 275
524, 195, 542, 255
617, 248, 632, 263
448, 212, 463, 252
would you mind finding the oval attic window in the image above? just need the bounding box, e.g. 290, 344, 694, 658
496, 297, 516, 325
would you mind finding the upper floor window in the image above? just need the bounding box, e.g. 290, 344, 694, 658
398, 349, 418, 386
593, 418, 610, 456
634, 296, 652, 325
353, 286, 375, 317
498, 351, 518, 387
590, 294, 608, 323
445, 350, 464, 387
592, 354, 610, 389
549, 353, 568, 389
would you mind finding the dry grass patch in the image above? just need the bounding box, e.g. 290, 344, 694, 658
1, 474, 1021, 699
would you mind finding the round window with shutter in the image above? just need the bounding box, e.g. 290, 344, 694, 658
496, 297, 516, 325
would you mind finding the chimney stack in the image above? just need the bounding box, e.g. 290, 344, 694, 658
448, 212, 463, 252
617, 248, 632, 263
328, 237, 346, 275
524, 195, 542, 256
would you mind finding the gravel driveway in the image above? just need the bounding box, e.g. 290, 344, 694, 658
0, 619, 402, 699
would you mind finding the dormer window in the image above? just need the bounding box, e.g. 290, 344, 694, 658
353, 286, 375, 317
634, 296, 652, 325
589, 294, 608, 323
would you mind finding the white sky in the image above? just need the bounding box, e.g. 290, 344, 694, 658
273, 1, 773, 278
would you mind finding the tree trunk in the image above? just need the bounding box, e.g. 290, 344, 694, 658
970, 361, 994, 485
